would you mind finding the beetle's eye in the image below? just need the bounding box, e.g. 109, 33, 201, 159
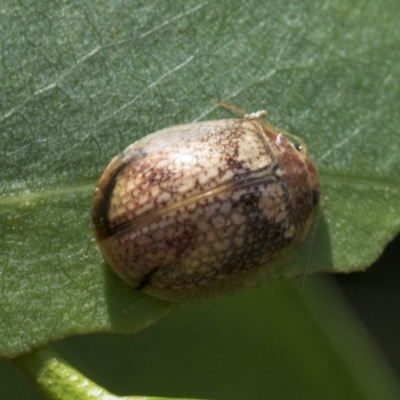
312, 189, 320, 206
293, 141, 303, 152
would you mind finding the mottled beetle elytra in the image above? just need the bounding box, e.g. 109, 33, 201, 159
92, 112, 320, 302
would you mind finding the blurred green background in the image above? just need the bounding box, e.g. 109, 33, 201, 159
2, 233, 399, 400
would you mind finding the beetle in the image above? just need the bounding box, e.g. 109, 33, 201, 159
92, 113, 320, 302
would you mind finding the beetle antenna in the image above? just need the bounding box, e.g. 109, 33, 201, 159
299, 203, 321, 291
215, 100, 268, 120
215, 100, 247, 116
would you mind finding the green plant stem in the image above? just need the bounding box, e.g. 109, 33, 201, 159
11, 345, 198, 400
11, 345, 115, 399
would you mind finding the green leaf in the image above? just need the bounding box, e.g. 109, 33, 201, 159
1, 0, 400, 358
